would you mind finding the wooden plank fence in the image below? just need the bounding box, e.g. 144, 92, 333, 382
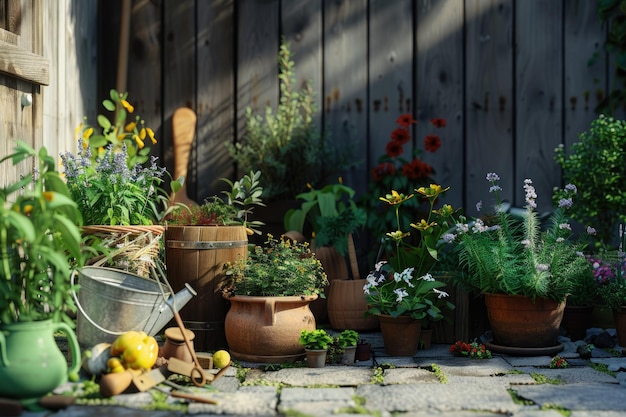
97, 0, 612, 227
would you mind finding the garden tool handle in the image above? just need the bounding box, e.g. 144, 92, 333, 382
172, 311, 206, 387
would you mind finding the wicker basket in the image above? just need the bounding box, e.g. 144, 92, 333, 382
81, 225, 165, 277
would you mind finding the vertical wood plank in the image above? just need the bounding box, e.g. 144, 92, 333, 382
323, 0, 368, 195
416, 0, 464, 210
564, 0, 605, 149
369, 0, 413, 180
515, 0, 563, 212
126, 0, 162, 157
282, 0, 323, 130
464, 0, 514, 217
196, 0, 235, 200
236, 0, 280, 146
162, 0, 196, 184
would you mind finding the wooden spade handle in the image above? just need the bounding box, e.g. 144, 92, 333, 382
171, 107, 198, 206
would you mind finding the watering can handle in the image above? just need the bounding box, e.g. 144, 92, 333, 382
53, 322, 81, 377
70, 270, 151, 336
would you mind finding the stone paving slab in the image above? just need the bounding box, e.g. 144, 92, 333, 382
446, 373, 536, 386
381, 367, 439, 384
356, 382, 519, 414
188, 386, 277, 415
591, 356, 626, 372
415, 356, 513, 376
279, 387, 358, 417
515, 383, 626, 412
514, 366, 619, 384
401, 411, 563, 417
254, 366, 374, 387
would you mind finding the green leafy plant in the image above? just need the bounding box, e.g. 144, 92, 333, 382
284, 179, 366, 255
298, 329, 333, 350
361, 113, 446, 254
165, 170, 265, 235
363, 185, 458, 320
594, 247, 626, 310
0, 141, 84, 325
223, 234, 328, 297
553, 115, 626, 247
455, 173, 593, 303
227, 39, 354, 201
336, 329, 359, 348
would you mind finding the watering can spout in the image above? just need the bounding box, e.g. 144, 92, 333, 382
146, 283, 197, 336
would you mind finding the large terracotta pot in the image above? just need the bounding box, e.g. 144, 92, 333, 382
377, 314, 422, 356
485, 293, 565, 348
224, 294, 317, 363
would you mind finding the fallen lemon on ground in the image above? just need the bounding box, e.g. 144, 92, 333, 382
213, 350, 231, 368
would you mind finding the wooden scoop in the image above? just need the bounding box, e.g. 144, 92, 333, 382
170, 107, 199, 207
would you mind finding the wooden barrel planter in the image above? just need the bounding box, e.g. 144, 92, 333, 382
165, 225, 248, 351
327, 279, 379, 331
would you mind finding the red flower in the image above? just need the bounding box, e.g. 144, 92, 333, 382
430, 118, 446, 128
372, 162, 395, 182
402, 158, 433, 180
424, 135, 442, 152
396, 113, 417, 127
386, 140, 404, 157
390, 128, 410, 145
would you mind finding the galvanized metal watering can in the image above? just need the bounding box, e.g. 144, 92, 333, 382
72, 266, 197, 347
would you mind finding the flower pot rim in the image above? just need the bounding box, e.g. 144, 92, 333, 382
224, 294, 319, 302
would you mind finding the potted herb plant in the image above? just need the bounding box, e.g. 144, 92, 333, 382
561, 260, 597, 341
162, 171, 264, 351
299, 329, 334, 367
60, 89, 177, 277
363, 185, 458, 356
454, 173, 593, 353
222, 234, 328, 363
227, 39, 353, 238
336, 329, 359, 364
594, 247, 626, 345
0, 142, 83, 401
553, 114, 626, 247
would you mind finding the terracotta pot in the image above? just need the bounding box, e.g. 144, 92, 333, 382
613, 307, 626, 347
224, 294, 317, 363
485, 293, 565, 348
562, 304, 593, 341
165, 225, 248, 351
377, 314, 422, 356
328, 279, 379, 331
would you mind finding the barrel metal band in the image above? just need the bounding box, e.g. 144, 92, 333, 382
167, 240, 248, 250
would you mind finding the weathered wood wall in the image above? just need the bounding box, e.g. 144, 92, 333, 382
96, 0, 612, 220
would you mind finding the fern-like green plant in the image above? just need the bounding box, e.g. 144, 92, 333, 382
455, 174, 592, 303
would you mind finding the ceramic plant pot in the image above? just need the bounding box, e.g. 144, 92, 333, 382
305, 349, 327, 368
377, 314, 422, 356
224, 294, 317, 363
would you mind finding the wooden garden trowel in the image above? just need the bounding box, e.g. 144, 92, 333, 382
170, 107, 199, 207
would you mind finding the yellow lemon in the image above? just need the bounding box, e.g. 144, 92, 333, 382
212, 350, 231, 369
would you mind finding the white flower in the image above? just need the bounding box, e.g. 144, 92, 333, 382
421, 273, 435, 282
559, 223, 571, 231
433, 288, 449, 299
442, 233, 456, 243
394, 288, 409, 302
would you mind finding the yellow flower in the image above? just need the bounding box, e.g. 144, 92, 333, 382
121, 99, 134, 113
134, 134, 145, 149
146, 127, 157, 145
338, 176, 343, 184
410, 219, 437, 232
380, 190, 413, 205
43, 192, 54, 202
416, 184, 450, 199
386, 230, 410, 241
435, 204, 455, 217
23, 204, 33, 215
117, 133, 125, 141
139, 128, 147, 140
125, 121, 137, 132
74, 123, 83, 140
83, 127, 94, 139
